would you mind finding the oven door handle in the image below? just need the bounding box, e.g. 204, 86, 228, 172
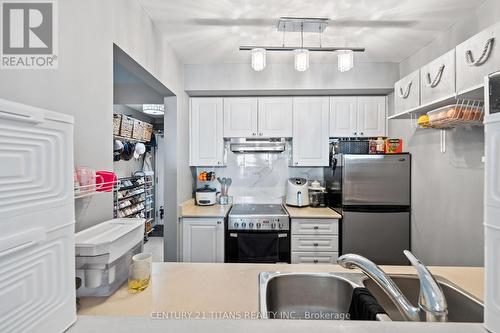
229, 233, 288, 238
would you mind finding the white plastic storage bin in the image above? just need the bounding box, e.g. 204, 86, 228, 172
75, 218, 145, 296
420, 49, 456, 105
0, 98, 76, 333
456, 22, 500, 93
394, 69, 420, 113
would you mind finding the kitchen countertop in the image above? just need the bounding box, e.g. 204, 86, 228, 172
69, 316, 486, 333
78, 263, 483, 316
284, 205, 342, 219
179, 199, 232, 218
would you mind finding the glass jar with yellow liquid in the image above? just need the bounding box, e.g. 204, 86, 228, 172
128, 252, 152, 293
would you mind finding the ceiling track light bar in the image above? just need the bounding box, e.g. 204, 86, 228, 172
240, 46, 365, 52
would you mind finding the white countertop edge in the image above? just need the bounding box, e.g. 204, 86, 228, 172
69, 316, 486, 333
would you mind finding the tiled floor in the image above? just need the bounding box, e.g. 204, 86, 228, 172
144, 236, 164, 262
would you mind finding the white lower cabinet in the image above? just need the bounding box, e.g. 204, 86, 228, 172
291, 218, 340, 264
182, 218, 224, 263
292, 252, 338, 264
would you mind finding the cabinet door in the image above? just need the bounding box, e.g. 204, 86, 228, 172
182, 218, 224, 263
420, 49, 456, 105
190, 98, 224, 166
292, 97, 329, 166
223, 98, 258, 137
456, 22, 500, 93
394, 70, 420, 114
257, 97, 293, 137
356, 97, 386, 137
329, 97, 357, 137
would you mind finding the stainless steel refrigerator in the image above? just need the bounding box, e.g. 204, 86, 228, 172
342, 154, 411, 265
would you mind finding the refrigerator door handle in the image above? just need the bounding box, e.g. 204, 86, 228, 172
0, 228, 47, 257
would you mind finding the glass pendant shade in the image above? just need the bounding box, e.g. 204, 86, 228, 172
251, 48, 266, 71
294, 49, 309, 72
338, 49, 354, 72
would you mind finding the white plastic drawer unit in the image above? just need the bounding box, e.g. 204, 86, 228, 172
420, 49, 456, 105
0, 98, 76, 333
291, 219, 339, 235
291, 235, 339, 252
291, 252, 339, 264
394, 69, 420, 113
456, 22, 500, 93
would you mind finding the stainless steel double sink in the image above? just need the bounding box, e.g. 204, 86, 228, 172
259, 272, 483, 322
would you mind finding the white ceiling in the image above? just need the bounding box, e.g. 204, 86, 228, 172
139, 0, 485, 65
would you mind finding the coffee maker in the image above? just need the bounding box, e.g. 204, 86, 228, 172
324, 141, 342, 209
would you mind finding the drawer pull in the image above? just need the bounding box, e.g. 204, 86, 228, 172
398, 81, 412, 99
313, 243, 319, 247
313, 226, 319, 230
313, 259, 318, 264
465, 37, 495, 67
425, 64, 445, 88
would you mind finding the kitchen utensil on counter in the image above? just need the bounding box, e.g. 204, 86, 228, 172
308, 180, 327, 208
195, 185, 218, 206
285, 177, 310, 207
128, 252, 152, 293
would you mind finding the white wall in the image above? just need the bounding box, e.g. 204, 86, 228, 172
0, 0, 190, 242
389, 0, 500, 266
185, 62, 399, 96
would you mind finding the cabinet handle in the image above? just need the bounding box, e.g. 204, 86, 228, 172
353, 132, 357, 136
252, 133, 256, 136
217, 221, 222, 224
313, 259, 319, 264
313, 243, 319, 247
360, 132, 364, 136
259, 133, 263, 136
313, 226, 319, 230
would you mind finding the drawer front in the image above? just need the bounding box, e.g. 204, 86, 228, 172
291, 235, 339, 252
394, 69, 420, 113
291, 251, 339, 264
456, 22, 500, 93
420, 49, 456, 105
291, 219, 339, 235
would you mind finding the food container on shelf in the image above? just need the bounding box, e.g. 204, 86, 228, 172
385, 139, 404, 154
120, 115, 134, 138
427, 103, 484, 128
75, 218, 145, 297
113, 113, 122, 135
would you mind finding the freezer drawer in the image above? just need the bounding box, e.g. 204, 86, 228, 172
342, 210, 410, 265
343, 154, 410, 206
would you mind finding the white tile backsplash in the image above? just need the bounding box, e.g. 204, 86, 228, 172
195, 142, 324, 204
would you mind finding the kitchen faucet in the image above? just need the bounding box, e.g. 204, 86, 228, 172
337, 250, 448, 322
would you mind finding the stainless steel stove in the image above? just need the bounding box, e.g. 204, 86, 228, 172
228, 204, 289, 231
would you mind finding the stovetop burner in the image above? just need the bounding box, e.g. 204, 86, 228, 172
228, 204, 289, 231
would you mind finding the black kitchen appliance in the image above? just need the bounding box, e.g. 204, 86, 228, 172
225, 204, 290, 263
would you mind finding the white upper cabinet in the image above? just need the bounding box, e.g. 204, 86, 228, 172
223, 98, 258, 137
420, 49, 456, 105
357, 97, 387, 137
190, 98, 224, 166
329, 97, 357, 137
456, 22, 500, 93
292, 97, 329, 167
257, 97, 293, 137
394, 70, 420, 114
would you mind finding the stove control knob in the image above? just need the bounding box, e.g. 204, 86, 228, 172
271, 223, 276, 229
249, 222, 254, 228
256, 223, 261, 228
234, 222, 239, 228
241, 222, 246, 228
278, 223, 283, 229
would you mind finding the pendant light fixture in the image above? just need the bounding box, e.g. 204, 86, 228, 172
337, 49, 354, 72
294, 22, 309, 72
240, 18, 365, 73
251, 48, 266, 71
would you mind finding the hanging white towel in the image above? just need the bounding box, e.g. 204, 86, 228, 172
143, 151, 154, 172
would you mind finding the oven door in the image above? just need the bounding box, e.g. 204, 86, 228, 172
225, 230, 290, 263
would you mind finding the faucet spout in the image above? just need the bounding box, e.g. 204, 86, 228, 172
337, 252, 448, 322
